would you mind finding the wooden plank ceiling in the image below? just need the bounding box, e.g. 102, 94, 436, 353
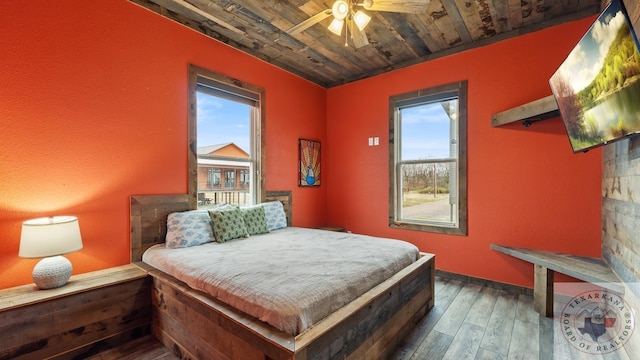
130, 0, 601, 88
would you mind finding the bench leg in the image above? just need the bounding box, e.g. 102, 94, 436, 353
533, 265, 554, 317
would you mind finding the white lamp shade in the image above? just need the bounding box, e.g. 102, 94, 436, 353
19, 216, 83, 258
332, 0, 349, 20
328, 18, 344, 36
354, 10, 371, 31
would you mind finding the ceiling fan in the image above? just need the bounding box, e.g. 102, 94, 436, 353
286, 0, 430, 48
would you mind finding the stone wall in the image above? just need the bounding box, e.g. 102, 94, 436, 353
602, 137, 640, 359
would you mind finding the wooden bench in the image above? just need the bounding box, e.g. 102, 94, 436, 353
491, 244, 624, 317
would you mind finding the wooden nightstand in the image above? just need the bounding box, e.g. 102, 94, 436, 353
0, 264, 151, 359
317, 226, 346, 232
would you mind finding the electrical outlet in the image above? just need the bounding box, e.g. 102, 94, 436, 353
374, 137, 379, 146
368, 137, 373, 146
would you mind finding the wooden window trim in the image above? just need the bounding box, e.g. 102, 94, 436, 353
388, 81, 468, 235
187, 65, 266, 209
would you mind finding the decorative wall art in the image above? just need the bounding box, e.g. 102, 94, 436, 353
299, 139, 320, 187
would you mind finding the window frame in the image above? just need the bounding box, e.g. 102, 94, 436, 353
188, 64, 265, 209
388, 81, 468, 235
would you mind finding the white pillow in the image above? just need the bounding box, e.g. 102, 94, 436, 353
260, 201, 288, 231
165, 210, 213, 248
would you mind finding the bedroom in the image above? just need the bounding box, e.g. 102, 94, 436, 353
0, 0, 638, 359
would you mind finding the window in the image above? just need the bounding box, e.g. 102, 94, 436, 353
207, 168, 221, 188
224, 170, 236, 189
188, 65, 265, 209
213, 169, 221, 186
240, 169, 250, 188
389, 81, 467, 235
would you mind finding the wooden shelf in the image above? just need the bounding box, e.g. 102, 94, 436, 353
491, 95, 559, 127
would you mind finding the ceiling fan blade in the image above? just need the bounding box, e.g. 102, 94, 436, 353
287, 9, 332, 35
359, 0, 430, 14
347, 21, 369, 48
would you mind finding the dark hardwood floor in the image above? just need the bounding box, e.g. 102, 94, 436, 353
86, 335, 179, 360
96, 275, 628, 359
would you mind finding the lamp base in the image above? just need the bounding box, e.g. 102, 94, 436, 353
32, 255, 73, 289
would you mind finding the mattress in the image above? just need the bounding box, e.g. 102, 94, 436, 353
142, 227, 419, 335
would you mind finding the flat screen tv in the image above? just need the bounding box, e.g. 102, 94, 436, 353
549, 0, 640, 153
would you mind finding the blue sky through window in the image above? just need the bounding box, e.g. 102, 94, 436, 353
400, 102, 452, 160
197, 91, 451, 160
196, 91, 251, 153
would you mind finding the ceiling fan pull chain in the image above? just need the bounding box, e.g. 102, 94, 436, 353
345, 21, 349, 47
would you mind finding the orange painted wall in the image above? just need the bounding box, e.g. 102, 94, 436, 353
325, 16, 603, 288
0, 1, 603, 291
0, 1, 326, 289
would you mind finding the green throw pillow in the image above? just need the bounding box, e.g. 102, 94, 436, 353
241, 206, 269, 235
208, 207, 249, 242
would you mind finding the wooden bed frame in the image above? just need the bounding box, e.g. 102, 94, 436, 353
130, 192, 435, 360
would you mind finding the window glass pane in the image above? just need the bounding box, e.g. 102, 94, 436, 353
240, 170, 250, 188
196, 91, 252, 207
197, 92, 251, 152
399, 161, 457, 224
224, 170, 236, 188
400, 101, 456, 161
399, 99, 458, 226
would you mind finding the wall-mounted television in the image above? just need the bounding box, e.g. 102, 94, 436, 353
549, 0, 640, 153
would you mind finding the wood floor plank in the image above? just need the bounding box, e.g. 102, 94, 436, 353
409, 330, 454, 360
391, 277, 462, 359
550, 321, 603, 360
508, 319, 539, 360
474, 348, 506, 360
478, 291, 518, 355
433, 283, 482, 336
91, 335, 179, 360
465, 286, 500, 328
441, 322, 485, 360
538, 316, 555, 359
515, 293, 539, 324
117, 343, 178, 360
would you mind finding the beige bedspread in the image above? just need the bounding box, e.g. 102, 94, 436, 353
142, 227, 419, 335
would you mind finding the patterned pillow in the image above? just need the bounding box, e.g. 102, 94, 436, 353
208, 207, 249, 242
241, 206, 269, 235
165, 210, 214, 248
260, 201, 288, 231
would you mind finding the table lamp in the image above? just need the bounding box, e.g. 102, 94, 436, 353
19, 216, 83, 289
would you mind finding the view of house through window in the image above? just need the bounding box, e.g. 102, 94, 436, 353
192, 69, 263, 209
389, 81, 467, 235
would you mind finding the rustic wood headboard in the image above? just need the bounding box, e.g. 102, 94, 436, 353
130, 191, 292, 262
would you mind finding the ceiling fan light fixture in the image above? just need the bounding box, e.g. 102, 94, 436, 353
331, 0, 349, 20
353, 10, 371, 31
332, 0, 349, 20
361, 0, 374, 10
328, 18, 344, 35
